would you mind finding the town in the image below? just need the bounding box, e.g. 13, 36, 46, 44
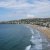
0, 18, 50, 28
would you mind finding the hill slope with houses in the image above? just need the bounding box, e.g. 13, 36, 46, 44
0, 18, 50, 27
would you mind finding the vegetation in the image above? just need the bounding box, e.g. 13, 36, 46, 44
0, 18, 50, 27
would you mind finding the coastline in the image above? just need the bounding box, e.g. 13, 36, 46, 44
25, 24, 49, 50
26, 24, 50, 49
26, 24, 50, 40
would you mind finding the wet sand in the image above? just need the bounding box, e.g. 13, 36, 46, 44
27, 25, 50, 40
27, 24, 50, 50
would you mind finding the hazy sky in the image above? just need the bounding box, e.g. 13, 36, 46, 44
0, 0, 50, 21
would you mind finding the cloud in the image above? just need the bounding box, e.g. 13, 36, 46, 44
0, 0, 34, 9
0, 0, 50, 20
0, 0, 50, 9
26, 14, 35, 18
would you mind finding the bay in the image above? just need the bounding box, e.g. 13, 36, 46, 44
0, 24, 32, 50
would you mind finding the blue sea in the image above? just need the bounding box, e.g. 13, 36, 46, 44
0, 24, 48, 50
0, 24, 32, 50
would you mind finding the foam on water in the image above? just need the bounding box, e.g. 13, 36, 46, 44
25, 45, 31, 50
25, 27, 43, 50
25, 25, 48, 50
30, 29, 42, 50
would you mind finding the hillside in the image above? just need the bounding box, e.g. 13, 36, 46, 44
0, 18, 50, 27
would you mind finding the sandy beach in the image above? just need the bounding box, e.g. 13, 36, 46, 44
32, 25, 50, 41
28, 24, 50, 40
27, 24, 50, 50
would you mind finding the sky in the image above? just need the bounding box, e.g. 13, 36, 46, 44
0, 0, 50, 21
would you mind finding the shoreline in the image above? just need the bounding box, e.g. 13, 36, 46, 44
25, 24, 49, 50
27, 24, 50, 40
26, 24, 50, 49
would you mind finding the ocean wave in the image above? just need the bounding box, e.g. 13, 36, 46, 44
25, 26, 48, 50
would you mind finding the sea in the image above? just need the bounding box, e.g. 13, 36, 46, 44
0, 24, 48, 50
0, 24, 32, 50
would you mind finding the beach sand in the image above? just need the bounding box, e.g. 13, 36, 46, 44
28, 25, 50, 40
28, 24, 50, 50
25, 24, 50, 50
